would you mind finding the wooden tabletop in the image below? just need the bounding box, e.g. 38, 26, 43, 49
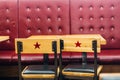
0, 36, 9, 42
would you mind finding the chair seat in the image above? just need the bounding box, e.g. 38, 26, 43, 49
63, 64, 95, 73
22, 65, 57, 78
62, 64, 103, 77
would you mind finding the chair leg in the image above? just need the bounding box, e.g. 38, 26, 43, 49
59, 40, 64, 80
92, 40, 97, 80
94, 76, 98, 80
17, 41, 23, 80
52, 41, 58, 80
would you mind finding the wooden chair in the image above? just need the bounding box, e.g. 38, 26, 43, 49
61, 36, 103, 80
16, 38, 60, 80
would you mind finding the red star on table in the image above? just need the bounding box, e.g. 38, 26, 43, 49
34, 42, 40, 49
75, 41, 81, 47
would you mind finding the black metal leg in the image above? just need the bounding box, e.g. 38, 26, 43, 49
59, 40, 64, 80
82, 52, 87, 66
43, 54, 49, 65
59, 51, 62, 80
43, 54, 49, 69
18, 52, 22, 80
52, 41, 57, 80
17, 41, 23, 80
92, 40, 97, 80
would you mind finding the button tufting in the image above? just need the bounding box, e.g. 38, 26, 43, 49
6, 8, 9, 12
27, 17, 31, 22
100, 16, 104, 21
58, 26, 62, 32
6, 40, 10, 44
26, 7, 31, 12
100, 26, 104, 31
111, 16, 115, 20
89, 16, 94, 20
100, 5, 104, 10
89, 5, 93, 10
47, 6, 51, 11
89, 26, 94, 31
111, 37, 115, 41
58, 6, 61, 11
37, 28, 41, 33
79, 16, 83, 21
58, 16, 61, 21
36, 7, 40, 11
79, 27, 84, 31
6, 28, 10, 33
79, 6, 83, 11
48, 27, 52, 32
27, 28, 31, 33
37, 17, 40, 21
110, 26, 115, 31
6, 18, 10, 23
47, 17, 51, 22
110, 5, 114, 10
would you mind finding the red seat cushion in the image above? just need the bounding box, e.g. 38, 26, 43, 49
70, 49, 120, 64
70, 52, 95, 63
12, 52, 71, 64
12, 54, 43, 64
98, 49, 120, 64
0, 51, 15, 63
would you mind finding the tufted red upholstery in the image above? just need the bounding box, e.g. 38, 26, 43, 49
0, 0, 18, 50
70, 0, 120, 49
0, 0, 18, 62
98, 50, 120, 64
0, 51, 15, 63
18, 0, 70, 38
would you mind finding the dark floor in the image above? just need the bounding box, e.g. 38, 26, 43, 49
0, 77, 85, 80
0, 77, 18, 80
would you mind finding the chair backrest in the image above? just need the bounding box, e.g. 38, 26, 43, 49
15, 38, 60, 54
61, 35, 101, 53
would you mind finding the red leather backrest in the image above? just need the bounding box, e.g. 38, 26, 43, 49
19, 0, 70, 38
0, 0, 18, 50
70, 0, 120, 49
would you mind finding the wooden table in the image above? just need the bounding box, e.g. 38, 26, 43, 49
0, 36, 9, 42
